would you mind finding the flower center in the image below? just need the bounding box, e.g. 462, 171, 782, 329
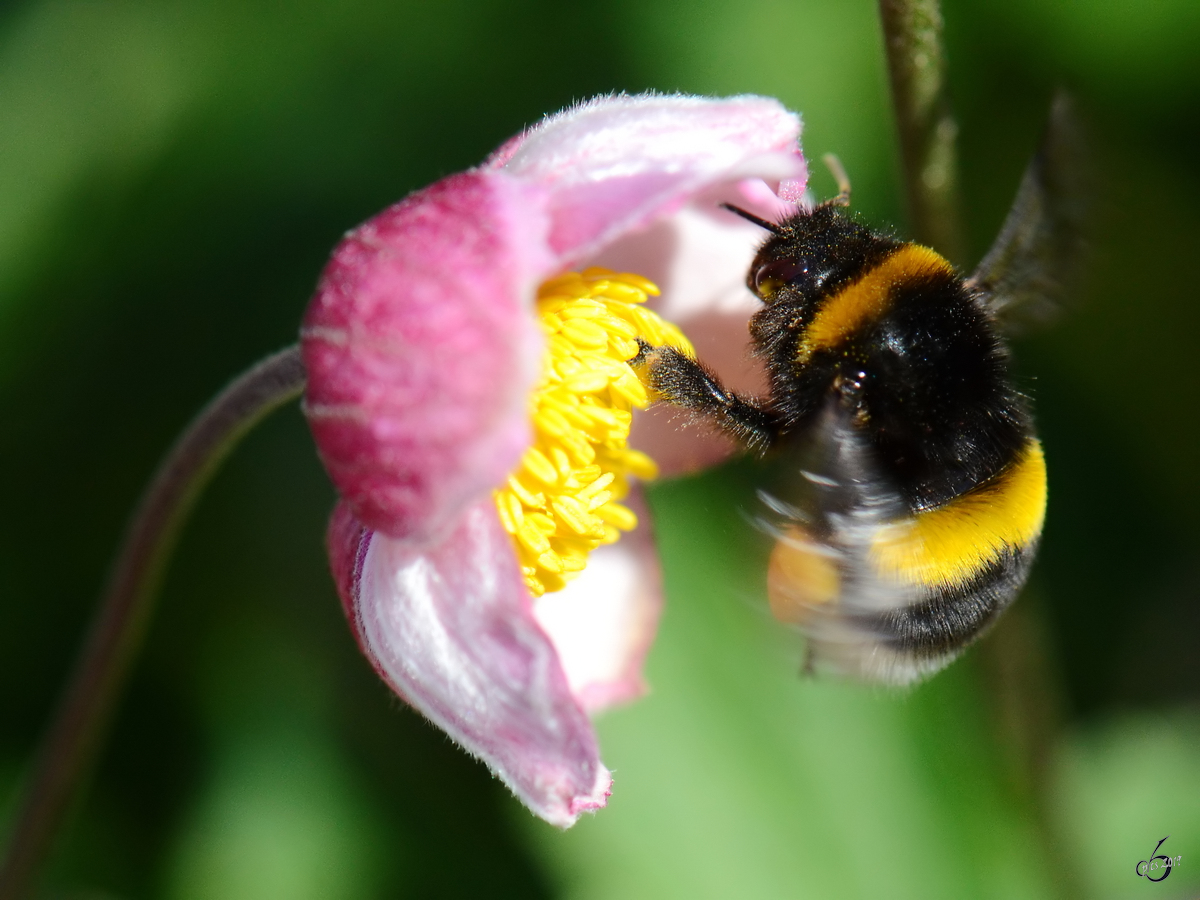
494, 267, 693, 597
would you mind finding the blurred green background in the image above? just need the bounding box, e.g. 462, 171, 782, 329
0, 0, 1197, 897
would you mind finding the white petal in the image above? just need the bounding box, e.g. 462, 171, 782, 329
489, 93, 805, 267
352, 500, 611, 827
533, 493, 664, 714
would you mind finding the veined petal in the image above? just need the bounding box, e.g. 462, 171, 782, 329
334, 499, 612, 828
533, 489, 663, 713
302, 171, 553, 540
487, 93, 805, 267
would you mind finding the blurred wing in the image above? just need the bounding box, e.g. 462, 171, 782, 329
758, 401, 930, 684
967, 92, 1091, 332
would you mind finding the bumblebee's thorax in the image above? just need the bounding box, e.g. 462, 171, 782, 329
749, 209, 1030, 512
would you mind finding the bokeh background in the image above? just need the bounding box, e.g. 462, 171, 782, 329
1, 0, 1197, 897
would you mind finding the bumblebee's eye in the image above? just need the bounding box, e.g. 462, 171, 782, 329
753, 259, 810, 299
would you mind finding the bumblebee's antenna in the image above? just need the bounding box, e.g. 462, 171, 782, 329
819, 154, 852, 208
719, 203, 782, 234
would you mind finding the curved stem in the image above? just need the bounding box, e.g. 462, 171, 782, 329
0, 345, 306, 899
878, 0, 966, 263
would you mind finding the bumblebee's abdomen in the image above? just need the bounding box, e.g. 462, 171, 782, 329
871, 547, 1035, 659
766, 437, 1046, 680
870, 439, 1046, 590
861, 437, 1046, 660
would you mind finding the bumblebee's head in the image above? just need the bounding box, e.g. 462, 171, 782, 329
732, 205, 898, 306
747, 206, 840, 302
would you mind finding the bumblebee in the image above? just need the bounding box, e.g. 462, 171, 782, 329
637, 101, 1084, 684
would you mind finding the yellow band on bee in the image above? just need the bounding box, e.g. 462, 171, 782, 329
796, 244, 952, 364
870, 440, 1047, 589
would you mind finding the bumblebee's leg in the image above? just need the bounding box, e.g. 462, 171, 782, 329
801, 643, 817, 678
634, 341, 779, 451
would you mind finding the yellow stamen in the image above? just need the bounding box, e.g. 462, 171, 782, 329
495, 268, 692, 597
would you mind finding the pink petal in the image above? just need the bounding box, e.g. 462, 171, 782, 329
335, 499, 611, 828
489, 93, 805, 267
532, 489, 663, 713
302, 171, 553, 540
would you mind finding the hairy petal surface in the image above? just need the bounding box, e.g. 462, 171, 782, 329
338, 500, 612, 827
489, 93, 805, 267
302, 172, 552, 540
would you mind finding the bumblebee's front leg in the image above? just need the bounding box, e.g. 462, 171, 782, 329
633, 340, 779, 451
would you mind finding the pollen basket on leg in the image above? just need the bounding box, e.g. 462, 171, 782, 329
494, 268, 692, 597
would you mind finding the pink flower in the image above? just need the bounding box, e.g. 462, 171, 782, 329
301, 93, 806, 826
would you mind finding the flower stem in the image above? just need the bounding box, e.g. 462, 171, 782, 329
877, 0, 966, 263
0, 345, 306, 899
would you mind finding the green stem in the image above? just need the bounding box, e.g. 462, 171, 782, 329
877, 0, 966, 263
0, 345, 306, 899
